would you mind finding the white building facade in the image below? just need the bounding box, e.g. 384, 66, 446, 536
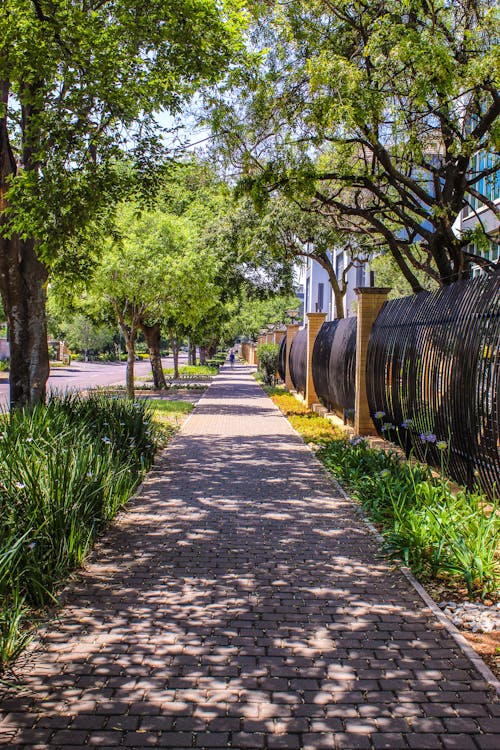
295, 245, 372, 321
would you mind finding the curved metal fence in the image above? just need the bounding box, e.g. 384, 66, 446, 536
366, 274, 500, 493
312, 319, 357, 417
289, 326, 307, 394
277, 336, 286, 382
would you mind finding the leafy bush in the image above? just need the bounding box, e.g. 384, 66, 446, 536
318, 439, 500, 598
0, 393, 159, 665
256, 343, 280, 385
0, 360, 9, 372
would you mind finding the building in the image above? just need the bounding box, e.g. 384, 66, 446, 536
455, 150, 500, 274
295, 244, 372, 321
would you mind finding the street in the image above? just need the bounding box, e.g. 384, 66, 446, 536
0, 355, 188, 407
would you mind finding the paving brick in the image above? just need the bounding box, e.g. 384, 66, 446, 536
230, 733, 266, 748
0, 366, 498, 750
371, 734, 408, 749
440, 736, 477, 750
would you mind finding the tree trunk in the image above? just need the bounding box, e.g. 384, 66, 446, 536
171, 336, 180, 379
314, 252, 345, 319
0, 80, 49, 409
125, 335, 136, 400
199, 346, 207, 365
0, 233, 50, 409
190, 342, 197, 366
140, 321, 166, 389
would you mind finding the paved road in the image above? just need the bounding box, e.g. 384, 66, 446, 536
0, 365, 499, 748
0, 355, 189, 405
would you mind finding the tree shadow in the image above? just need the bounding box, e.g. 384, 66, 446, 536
0, 379, 495, 749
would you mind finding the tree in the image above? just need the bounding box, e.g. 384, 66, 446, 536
93, 205, 221, 397
222, 290, 300, 342
0, 0, 244, 408
210, 0, 499, 291
226, 195, 370, 318
65, 316, 115, 362
155, 157, 296, 354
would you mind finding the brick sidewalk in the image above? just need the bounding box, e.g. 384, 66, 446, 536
1, 366, 499, 749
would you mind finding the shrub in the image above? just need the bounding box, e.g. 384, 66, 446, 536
0, 393, 159, 665
256, 343, 280, 385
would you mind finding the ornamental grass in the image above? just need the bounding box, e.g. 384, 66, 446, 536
0, 393, 159, 666
319, 439, 500, 599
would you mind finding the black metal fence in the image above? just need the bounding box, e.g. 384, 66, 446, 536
289, 326, 307, 394
367, 274, 500, 493
278, 336, 287, 382
312, 319, 357, 417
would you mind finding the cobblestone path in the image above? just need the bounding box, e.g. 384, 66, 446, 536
1, 366, 499, 749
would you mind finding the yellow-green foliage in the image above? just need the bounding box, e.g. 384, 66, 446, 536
270, 393, 309, 416
289, 414, 345, 444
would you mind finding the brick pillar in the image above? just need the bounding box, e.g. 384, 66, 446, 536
285, 324, 299, 390
306, 312, 327, 407
275, 330, 285, 346
354, 287, 390, 435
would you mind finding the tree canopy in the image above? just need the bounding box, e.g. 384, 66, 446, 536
0, 0, 246, 406
210, 0, 499, 290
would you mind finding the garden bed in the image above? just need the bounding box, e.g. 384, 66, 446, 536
0, 393, 174, 669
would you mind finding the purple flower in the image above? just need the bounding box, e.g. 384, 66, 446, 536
350, 435, 364, 446
373, 411, 386, 420
401, 419, 414, 429
381, 422, 395, 432
419, 432, 437, 443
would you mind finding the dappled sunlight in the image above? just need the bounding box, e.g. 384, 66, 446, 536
0, 366, 496, 747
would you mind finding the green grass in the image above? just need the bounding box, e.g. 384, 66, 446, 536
0, 393, 161, 666
148, 399, 194, 415
163, 365, 218, 377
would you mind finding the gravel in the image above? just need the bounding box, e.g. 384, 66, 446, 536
440, 601, 500, 633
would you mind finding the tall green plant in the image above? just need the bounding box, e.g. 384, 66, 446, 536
319, 439, 500, 598
256, 343, 280, 385
0, 393, 159, 665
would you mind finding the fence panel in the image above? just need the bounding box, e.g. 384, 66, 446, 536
366, 274, 500, 494
312, 319, 357, 417
289, 326, 307, 394
277, 336, 287, 382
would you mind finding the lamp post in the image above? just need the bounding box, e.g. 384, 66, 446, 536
287, 309, 299, 325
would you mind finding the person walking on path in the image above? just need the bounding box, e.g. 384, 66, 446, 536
228, 348, 235, 368
0, 365, 499, 749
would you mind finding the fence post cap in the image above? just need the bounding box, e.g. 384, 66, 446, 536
306, 312, 328, 320
355, 286, 391, 296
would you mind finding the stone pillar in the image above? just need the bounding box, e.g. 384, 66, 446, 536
285, 324, 299, 390
354, 287, 391, 435
306, 312, 327, 407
